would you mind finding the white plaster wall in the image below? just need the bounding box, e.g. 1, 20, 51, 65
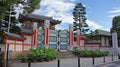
6, 40, 14, 43
16, 41, 22, 44
24, 46, 31, 51
73, 40, 85, 47
106, 37, 109, 46
101, 36, 110, 47
101, 36, 105, 46
80, 40, 84, 46
73, 42, 79, 47
16, 45, 22, 51
24, 36, 32, 44
9, 45, 14, 51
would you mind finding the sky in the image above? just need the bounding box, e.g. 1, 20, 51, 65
32, 0, 120, 31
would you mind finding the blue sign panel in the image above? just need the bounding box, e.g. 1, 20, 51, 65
49, 44, 57, 49
37, 43, 42, 47
60, 45, 68, 50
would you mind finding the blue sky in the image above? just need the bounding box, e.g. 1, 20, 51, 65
32, 0, 120, 31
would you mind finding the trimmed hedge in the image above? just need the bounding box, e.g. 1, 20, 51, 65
73, 49, 109, 57
21, 47, 58, 62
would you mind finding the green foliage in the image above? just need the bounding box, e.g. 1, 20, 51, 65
73, 2, 89, 35
25, 0, 41, 14
111, 15, 120, 31
73, 49, 109, 57
21, 47, 58, 62
85, 30, 100, 41
10, 26, 21, 34
111, 15, 120, 47
0, 0, 41, 42
21, 54, 29, 60
0, 0, 19, 20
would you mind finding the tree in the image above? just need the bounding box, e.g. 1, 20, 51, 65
24, 0, 41, 14
86, 30, 100, 41
0, 0, 41, 42
111, 15, 120, 47
111, 15, 120, 32
0, 0, 41, 20
0, 0, 41, 29
73, 3, 89, 35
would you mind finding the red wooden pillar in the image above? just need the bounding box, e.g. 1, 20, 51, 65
69, 25, 74, 50
44, 20, 50, 48
77, 29, 81, 48
33, 23, 37, 47
22, 41, 24, 52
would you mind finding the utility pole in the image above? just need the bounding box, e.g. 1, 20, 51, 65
8, 6, 11, 33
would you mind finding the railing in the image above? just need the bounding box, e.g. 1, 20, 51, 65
4, 44, 120, 67
25, 54, 120, 67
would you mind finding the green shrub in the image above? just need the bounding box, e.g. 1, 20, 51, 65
21, 46, 58, 62
73, 49, 109, 57
21, 54, 29, 62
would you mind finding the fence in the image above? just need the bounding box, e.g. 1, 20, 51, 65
9, 54, 120, 67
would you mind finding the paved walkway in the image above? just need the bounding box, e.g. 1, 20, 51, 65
93, 60, 120, 67
10, 56, 119, 67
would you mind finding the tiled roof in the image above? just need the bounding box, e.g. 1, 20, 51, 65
86, 41, 101, 43
4, 31, 25, 40
20, 14, 61, 23
96, 29, 111, 36
21, 27, 33, 34
23, 14, 53, 20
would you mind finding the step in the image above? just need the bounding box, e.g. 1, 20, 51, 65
57, 52, 77, 59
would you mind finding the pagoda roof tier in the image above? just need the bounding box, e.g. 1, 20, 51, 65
21, 27, 33, 34
3, 31, 26, 41
19, 14, 61, 26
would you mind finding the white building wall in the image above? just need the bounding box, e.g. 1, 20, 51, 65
80, 40, 84, 46
106, 37, 109, 46
24, 36, 32, 44
101, 36, 105, 46
16, 45, 22, 51
9, 44, 14, 51
6, 40, 14, 43
6, 39, 23, 51
24, 46, 31, 51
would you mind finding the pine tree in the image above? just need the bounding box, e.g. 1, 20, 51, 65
73, 3, 89, 35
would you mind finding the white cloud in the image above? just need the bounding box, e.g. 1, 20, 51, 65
108, 7, 120, 18
33, 0, 104, 31
86, 20, 102, 30
34, 0, 75, 23
108, 9, 120, 13
109, 14, 120, 18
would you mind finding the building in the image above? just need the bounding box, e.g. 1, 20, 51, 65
3, 14, 106, 53
96, 29, 112, 47
4, 14, 62, 52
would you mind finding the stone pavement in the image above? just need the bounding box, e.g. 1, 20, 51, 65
93, 60, 120, 67
10, 56, 119, 67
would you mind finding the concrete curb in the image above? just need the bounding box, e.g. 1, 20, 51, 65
92, 60, 120, 67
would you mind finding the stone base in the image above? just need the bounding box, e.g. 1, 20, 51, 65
68, 46, 73, 51
110, 47, 119, 56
